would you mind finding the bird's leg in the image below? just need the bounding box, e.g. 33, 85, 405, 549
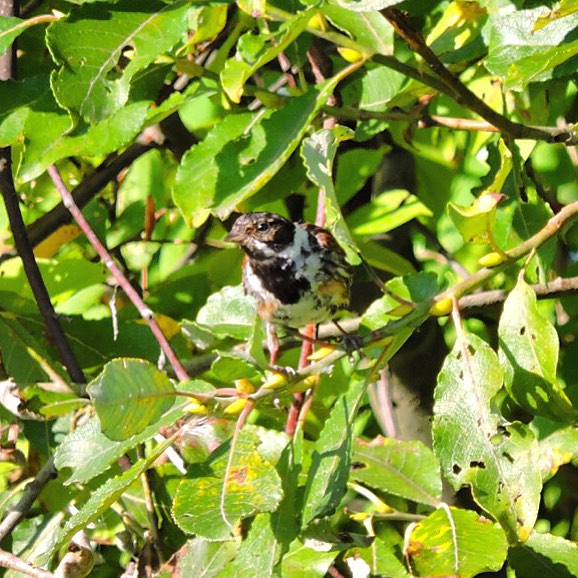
266, 322, 280, 366
333, 320, 364, 357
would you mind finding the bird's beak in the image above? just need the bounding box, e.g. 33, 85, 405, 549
225, 230, 242, 243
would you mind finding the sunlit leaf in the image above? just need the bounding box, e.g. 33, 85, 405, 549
47, 0, 191, 122
351, 437, 441, 506
433, 332, 541, 542
302, 377, 367, 525
407, 507, 508, 578
499, 279, 576, 421
172, 429, 285, 540
87, 358, 176, 441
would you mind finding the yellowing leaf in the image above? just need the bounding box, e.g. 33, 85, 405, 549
33, 225, 81, 258
448, 192, 505, 244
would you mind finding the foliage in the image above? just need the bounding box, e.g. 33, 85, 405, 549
1, 0, 578, 576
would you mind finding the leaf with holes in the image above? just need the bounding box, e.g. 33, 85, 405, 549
172, 429, 284, 540
433, 332, 541, 542
499, 279, 575, 421
406, 507, 508, 578
47, 0, 191, 123
351, 437, 441, 506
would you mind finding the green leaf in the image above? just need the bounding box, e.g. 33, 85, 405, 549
229, 438, 301, 574
176, 537, 239, 577
499, 279, 575, 421
0, 75, 149, 181
0, 313, 66, 383
349, 189, 432, 236
485, 7, 578, 90
281, 539, 338, 577
301, 126, 360, 265
1, 257, 108, 311
212, 64, 361, 220
0, 77, 49, 147
47, 0, 191, 123
356, 239, 416, 276
185, 6, 228, 49
351, 437, 441, 506
322, 8, 394, 55
335, 146, 390, 205
328, 0, 405, 14
21, 101, 149, 182
433, 332, 542, 542
56, 433, 176, 550
538, 426, 578, 482
0, 14, 57, 57
360, 272, 437, 360
509, 532, 578, 578
196, 285, 257, 340
172, 429, 284, 540
302, 377, 367, 526
448, 192, 504, 244
87, 358, 176, 441
55, 381, 213, 484
406, 507, 508, 578
211, 352, 261, 382
220, 10, 313, 102
174, 113, 254, 227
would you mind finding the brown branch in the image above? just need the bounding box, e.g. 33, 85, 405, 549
0, 143, 154, 266
437, 201, 578, 303
0, 549, 53, 578
0, 150, 86, 383
0, 456, 57, 543
459, 276, 578, 311
382, 8, 577, 145
47, 165, 189, 383
35, 145, 153, 247
324, 105, 527, 135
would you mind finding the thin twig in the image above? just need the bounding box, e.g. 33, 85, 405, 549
30, 144, 154, 250
0, 549, 53, 578
47, 165, 189, 382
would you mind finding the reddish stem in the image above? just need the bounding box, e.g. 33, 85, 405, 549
47, 165, 189, 382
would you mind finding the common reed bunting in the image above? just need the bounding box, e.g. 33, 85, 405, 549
225, 212, 353, 329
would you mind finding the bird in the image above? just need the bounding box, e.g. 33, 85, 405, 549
225, 212, 353, 330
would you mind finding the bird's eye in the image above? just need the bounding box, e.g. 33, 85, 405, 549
256, 222, 270, 232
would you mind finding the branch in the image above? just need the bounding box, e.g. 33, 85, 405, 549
36, 145, 153, 247
438, 201, 578, 302
325, 106, 574, 141
459, 276, 578, 311
0, 0, 85, 385
0, 549, 53, 578
0, 143, 154, 266
47, 165, 189, 382
382, 8, 577, 145
0, 151, 86, 383
0, 456, 57, 543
